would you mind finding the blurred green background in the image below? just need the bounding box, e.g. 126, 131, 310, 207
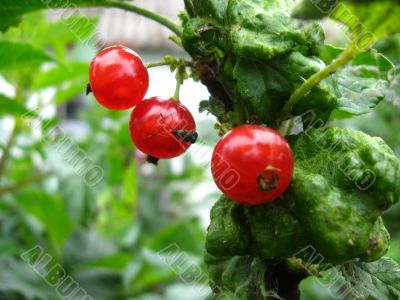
0, 8, 399, 300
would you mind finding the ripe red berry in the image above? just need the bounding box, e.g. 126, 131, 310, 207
89, 45, 149, 110
211, 125, 294, 205
129, 97, 197, 159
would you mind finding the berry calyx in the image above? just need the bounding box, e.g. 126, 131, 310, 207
89, 45, 149, 110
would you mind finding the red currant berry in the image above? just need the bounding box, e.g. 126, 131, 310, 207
129, 97, 197, 159
211, 125, 294, 205
89, 45, 149, 110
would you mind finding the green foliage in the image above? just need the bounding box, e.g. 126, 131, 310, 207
0, 1, 399, 300
0, 41, 54, 69
0, 94, 33, 116
182, 0, 395, 127
0, 0, 106, 32
293, 0, 400, 40
342, 257, 400, 299
0, 10, 209, 300
206, 128, 399, 265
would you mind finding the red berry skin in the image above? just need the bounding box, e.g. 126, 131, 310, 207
89, 45, 149, 110
211, 125, 294, 205
129, 97, 196, 159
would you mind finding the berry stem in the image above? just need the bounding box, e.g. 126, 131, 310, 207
172, 64, 186, 102
146, 60, 193, 69
173, 75, 182, 103
146, 61, 172, 68
104, 0, 183, 37
0, 172, 51, 196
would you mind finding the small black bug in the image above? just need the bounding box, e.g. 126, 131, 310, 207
172, 130, 198, 144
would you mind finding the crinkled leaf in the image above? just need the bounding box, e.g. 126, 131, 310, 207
319, 47, 394, 119
332, 67, 388, 118
183, 0, 334, 124
206, 127, 400, 264
342, 257, 400, 300
226, 0, 325, 60
233, 52, 338, 122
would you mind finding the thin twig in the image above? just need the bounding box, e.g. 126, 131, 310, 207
0, 172, 51, 196
103, 0, 183, 37
0, 124, 19, 179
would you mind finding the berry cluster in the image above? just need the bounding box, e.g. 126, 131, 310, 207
88, 45, 294, 205
88, 45, 197, 163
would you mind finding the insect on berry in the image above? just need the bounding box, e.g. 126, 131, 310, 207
211, 125, 294, 205
89, 45, 149, 110
129, 97, 197, 161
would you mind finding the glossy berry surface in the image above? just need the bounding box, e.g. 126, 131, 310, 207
129, 97, 196, 159
211, 125, 294, 205
89, 45, 149, 110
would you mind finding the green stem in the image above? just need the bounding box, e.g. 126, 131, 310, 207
103, 0, 183, 37
173, 64, 187, 102
146, 60, 193, 69
280, 41, 361, 119
146, 61, 171, 68
173, 75, 182, 102
0, 172, 51, 196
0, 124, 19, 179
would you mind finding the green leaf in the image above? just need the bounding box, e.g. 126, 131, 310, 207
0, 41, 54, 69
206, 127, 400, 264
0, 257, 59, 300
53, 77, 88, 104
332, 67, 388, 118
149, 218, 205, 255
0, 94, 33, 116
317, 47, 395, 119
319, 44, 343, 65
63, 229, 117, 266
205, 254, 269, 300
183, 0, 332, 123
342, 257, 400, 299
32, 16, 99, 48
234, 52, 337, 123
16, 191, 74, 250
33, 62, 89, 90
328, 49, 394, 118
0, 0, 106, 32
81, 253, 133, 271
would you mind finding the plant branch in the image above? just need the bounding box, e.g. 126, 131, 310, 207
103, 0, 183, 37
0, 123, 19, 179
0, 172, 51, 196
